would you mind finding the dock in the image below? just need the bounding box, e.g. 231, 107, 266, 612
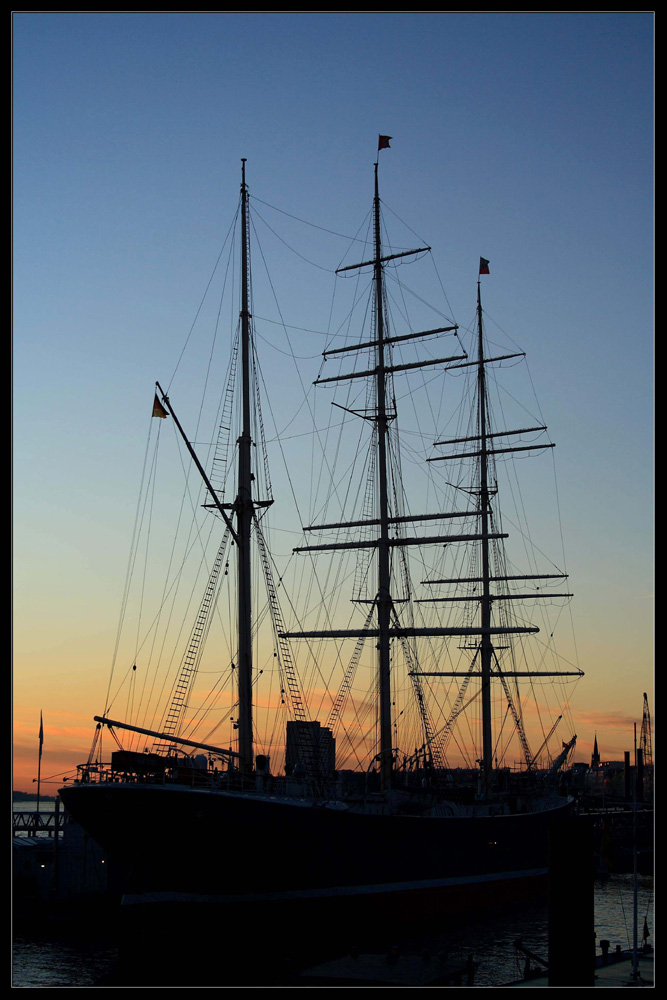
13, 803, 114, 921
298, 948, 479, 987
507, 947, 654, 987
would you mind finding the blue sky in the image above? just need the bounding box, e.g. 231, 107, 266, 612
13, 12, 653, 786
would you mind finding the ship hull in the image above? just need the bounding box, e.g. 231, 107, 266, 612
59, 782, 572, 912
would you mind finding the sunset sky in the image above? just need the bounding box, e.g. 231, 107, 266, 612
13, 12, 653, 793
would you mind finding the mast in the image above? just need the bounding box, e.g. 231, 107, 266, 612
420, 269, 580, 788
476, 279, 494, 789
236, 158, 253, 775
154, 162, 268, 776
284, 159, 470, 791
372, 161, 394, 792
284, 159, 577, 792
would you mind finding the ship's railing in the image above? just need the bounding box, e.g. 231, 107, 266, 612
70, 761, 342, 799
70, 762, 260, 792
66, 761, 556, 807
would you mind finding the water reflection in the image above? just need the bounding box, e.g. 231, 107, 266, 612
12, 874, 654, 987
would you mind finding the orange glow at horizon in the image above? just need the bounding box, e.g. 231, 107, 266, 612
13, 692, 650, 795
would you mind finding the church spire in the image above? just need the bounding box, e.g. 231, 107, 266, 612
591, 734, 601, 768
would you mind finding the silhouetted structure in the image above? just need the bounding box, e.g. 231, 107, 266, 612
286, 720, 335, 778
591, 734, 601, 768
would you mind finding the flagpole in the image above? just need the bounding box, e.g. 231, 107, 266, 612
632, 722, 639, 980
35, 711, 43, 832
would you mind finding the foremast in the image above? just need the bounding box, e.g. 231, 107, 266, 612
153, 161, 259, 776
236, 158, 254, 775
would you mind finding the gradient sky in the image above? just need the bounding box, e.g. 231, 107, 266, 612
13, 12, 653, 793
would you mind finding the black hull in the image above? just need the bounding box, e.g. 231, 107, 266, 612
59, 783, 572, 912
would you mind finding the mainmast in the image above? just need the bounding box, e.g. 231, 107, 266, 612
372, 161, 394, 792
236, 158, 254, 775
284, 154, 480, 795
476, 279, 494, 789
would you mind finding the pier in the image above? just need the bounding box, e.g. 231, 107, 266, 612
13, 804, 64, 837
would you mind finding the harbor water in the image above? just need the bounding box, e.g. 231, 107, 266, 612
13, 800, 655, 988
13, 876, 655, 986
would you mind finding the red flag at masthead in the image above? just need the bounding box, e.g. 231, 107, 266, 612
152, 394, 168, 419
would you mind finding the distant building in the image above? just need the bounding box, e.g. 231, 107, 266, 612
286, 720, 335, 777
591, 734, 601, 768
